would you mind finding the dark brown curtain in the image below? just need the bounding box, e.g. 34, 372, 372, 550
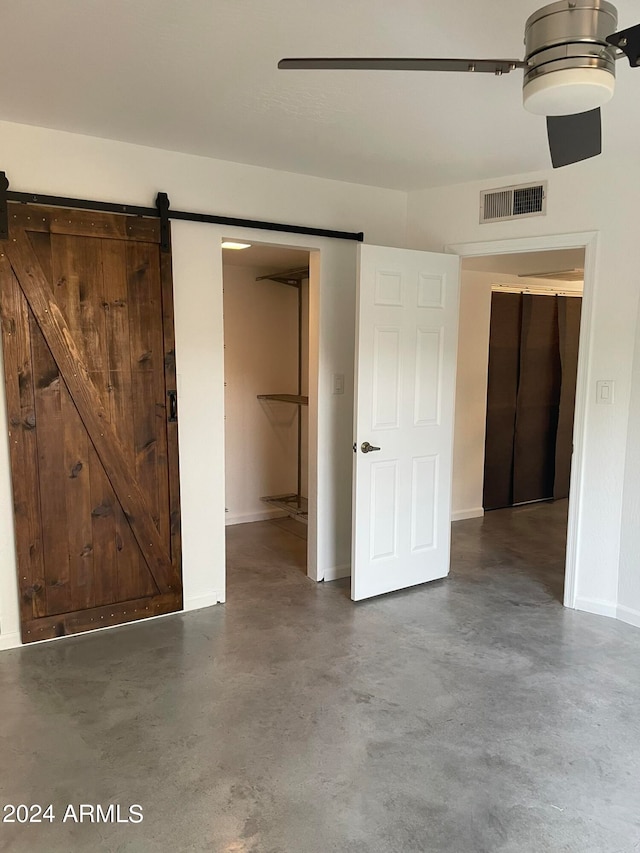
554, 297, 582, 499
483, 292, 581, 511
512, 295, 562, 504
483, 293, 522, 510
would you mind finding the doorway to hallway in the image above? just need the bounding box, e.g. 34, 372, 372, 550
452, 246, 585, 603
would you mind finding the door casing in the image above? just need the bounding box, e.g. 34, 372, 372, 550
447, 231, 599, 611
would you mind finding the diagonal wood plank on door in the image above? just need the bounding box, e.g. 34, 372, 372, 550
5, 229, 179, 594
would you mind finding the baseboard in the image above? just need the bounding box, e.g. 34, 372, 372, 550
0, 631, 21, 651
323, 564, 351, 582
184, 590, 225, 611
574, 596, 618, 619
452, 507, 484, 522
616, 605, 640, 629
225, 509, 287, 526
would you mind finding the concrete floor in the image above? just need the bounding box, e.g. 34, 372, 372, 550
2, 501, 640, 852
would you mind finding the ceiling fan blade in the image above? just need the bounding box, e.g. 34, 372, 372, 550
546, 109, 601, 169
606, 22, 640, 66
278, 57, 525, 74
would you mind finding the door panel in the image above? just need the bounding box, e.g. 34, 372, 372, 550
352, 245, 459, 601
0, 204, 182, 642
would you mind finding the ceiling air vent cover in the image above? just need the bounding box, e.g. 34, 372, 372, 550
480, 181, 547, 224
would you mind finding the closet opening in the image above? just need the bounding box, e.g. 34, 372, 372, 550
452, 247, 585, 603
222, 240, 313, 594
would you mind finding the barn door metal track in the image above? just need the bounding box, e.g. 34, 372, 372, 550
0, 172, 365, 248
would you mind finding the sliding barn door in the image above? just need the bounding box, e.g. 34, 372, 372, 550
0, 204, 182, 643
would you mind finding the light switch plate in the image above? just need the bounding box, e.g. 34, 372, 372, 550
332, 373, 345, 395
596, 380, 614, 405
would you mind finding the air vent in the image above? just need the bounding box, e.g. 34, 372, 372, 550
480, 182, 546, 224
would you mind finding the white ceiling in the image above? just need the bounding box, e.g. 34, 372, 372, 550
1, 0, 638, 191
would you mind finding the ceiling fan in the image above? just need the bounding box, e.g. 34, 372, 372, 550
278, 0, 640, 168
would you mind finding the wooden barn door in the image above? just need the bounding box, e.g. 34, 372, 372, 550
0, 204, 182, 643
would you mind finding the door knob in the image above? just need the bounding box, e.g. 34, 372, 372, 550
361, 441, 381, 453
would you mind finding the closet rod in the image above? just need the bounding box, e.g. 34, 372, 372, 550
297, 280, 303, 504
256, 266, 307, 519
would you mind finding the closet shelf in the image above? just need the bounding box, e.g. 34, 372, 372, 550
257, 394, 308, 406
262, 493, 308, 523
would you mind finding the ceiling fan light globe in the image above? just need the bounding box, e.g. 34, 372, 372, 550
523, 67, 615, 116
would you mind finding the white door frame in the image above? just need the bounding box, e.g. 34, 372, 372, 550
219, 232, 322, 583
446, 231, 599, 610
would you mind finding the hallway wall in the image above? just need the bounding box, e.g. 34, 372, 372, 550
407, 156, 640, 625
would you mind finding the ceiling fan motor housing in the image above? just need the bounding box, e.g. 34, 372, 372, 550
523, 0, 618, 115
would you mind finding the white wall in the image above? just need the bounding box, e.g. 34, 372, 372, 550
0, 120, 407, 649
407, 157, 640, 625
223, 263, 302, 525
452, 270, 493, 520
618, 293, 640, 628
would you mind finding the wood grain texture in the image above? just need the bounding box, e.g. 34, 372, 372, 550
61, 390, 96, 611
101, 239, 156, 601
1, 206, 182, 643
159, 235, 182, 569
126, 241, 165, 540
7, 204, 160, 244
29, 306, 71, 615
5, 229, 179, 594
0, 253, 46, 621
21, 592, 181, 642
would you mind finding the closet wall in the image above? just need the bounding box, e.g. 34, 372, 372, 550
483, 292, 582, 510
223, 263, 309, 525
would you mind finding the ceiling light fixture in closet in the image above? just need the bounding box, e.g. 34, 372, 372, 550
221, 241, 252, 250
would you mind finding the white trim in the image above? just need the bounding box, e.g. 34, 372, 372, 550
183, 590, 225, 610
447, 232, 598, 259
225, 509, 287, 526
452, 507, 484, 522
323, 564, 350, 581
0, 632, 21, 651
219, 229, 322, 591
446, 231, 598, 614
574, 596, 617, 619
616, 605, 640, 630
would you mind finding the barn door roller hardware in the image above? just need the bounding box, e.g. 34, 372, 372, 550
0, 172, 364, 246
156, 191, 171, 253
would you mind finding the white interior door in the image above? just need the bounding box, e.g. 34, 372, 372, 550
352, 244, 460, 600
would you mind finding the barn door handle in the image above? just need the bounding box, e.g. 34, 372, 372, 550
361, 441, 381, 453
167, 390, 178, 423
